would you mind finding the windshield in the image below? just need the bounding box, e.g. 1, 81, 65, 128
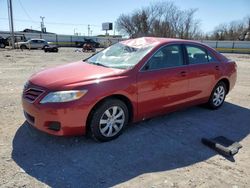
85, 42, 155, 69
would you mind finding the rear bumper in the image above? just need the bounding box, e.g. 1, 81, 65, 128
22, 98, 90, 136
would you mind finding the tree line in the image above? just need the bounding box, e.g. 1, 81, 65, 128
116, 1, 250, 41
208, 18, 250, 41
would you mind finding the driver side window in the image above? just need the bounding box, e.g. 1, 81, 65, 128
143, 45, 184, 71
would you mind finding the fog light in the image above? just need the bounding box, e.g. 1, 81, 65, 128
47, 121, 61, 131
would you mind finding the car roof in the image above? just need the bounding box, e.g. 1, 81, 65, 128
30, 38, 46, 41
121, 37, 204, 48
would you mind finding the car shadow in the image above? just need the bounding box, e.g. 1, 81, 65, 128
12, 102, 250, 187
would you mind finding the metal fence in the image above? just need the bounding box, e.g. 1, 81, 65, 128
1, 31, 250, 53
201, 40, 250, 53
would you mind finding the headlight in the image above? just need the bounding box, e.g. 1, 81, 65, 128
40, 90, 88, 104
23, 81, 29, 91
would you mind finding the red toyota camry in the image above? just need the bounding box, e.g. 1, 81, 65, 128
22, 37, 237, 141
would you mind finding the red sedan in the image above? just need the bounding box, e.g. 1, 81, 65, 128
22, 37, 237, 141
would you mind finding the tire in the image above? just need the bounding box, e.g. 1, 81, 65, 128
20, 45, 27, 50
207, 82, 227, 109
90, 99, 129, 142
0, 43, 5, 48
43, 45, 48, 50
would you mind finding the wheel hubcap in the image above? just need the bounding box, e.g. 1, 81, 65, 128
213, 85, 225, 106
99, 106, 125, 137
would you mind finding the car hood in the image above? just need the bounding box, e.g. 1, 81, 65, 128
29, 61, 125, 90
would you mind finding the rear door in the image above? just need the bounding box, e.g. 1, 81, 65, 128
29, 40, 38, 48
137, 44, 189, 119
184, 44, 223, 101
38, 40, 46, 48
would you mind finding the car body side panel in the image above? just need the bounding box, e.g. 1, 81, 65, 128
223, 61, 237, 92
137, 66, 189, 120
187, 62, 224, 102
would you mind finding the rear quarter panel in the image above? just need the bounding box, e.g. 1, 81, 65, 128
223, 60, 237, 92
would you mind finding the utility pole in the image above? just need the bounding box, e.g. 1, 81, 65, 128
74, 28, 77, 35
248, 18, 250, 30
7, 0, 15, 48
88, 24, 90, 36
40, 16, 45, 33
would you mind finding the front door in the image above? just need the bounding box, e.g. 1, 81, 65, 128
137, 44, 189, 119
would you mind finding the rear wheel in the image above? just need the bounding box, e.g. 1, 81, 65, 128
208, 82, 227, 109
89, 99, 129, 142
20, 45, 27, 50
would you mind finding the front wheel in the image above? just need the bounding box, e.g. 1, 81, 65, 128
0, 43, 5, 48
89, 99, 129, 142
208, 82, 227, 109
43, 45, 48, 49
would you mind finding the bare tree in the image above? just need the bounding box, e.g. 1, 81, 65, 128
116, 1, 201, 39
209, 16, 250, 41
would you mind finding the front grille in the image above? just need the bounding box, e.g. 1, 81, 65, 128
23, 87, 45, 103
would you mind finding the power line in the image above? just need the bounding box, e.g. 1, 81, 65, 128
0, 17, 101, 27
17, 0, 34, 22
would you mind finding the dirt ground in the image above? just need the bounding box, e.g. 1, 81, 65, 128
0, 48, 249, 188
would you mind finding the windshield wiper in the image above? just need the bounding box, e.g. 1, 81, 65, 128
89, 62, 109, 68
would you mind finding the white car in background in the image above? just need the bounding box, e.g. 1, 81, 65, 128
15, 39, 49, 50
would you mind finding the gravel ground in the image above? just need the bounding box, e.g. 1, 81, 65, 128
0, 48, 249, 188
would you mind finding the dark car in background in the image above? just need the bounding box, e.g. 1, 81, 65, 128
75, 38, 100, 48
44, 42, 59, 53
5, 35, 27, 46
0, 36, 6, 48
0, 35, 27, 48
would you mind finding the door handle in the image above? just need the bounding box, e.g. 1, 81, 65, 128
215, 65, 220, 70
180, 71, 187, 76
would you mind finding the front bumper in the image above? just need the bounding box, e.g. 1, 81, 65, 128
22, 97, 90, 136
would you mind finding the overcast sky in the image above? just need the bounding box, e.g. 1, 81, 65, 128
0, 0, 249, 36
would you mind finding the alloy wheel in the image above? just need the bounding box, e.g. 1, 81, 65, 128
212, 85, 225, 106
99, 106, 125, 137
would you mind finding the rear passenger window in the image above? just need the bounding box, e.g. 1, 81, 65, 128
143, 45, 184, 70
186, 45, 209, 64
207, 52, 217, 62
